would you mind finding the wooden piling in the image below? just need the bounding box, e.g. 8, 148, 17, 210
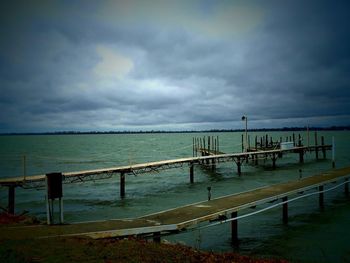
217, 136, 219, 153
231, 211, 238, 246
8, 185, 15, 214
241, 134, 244, 152
192, 138, 194, 157
206, 136, 210, 165
208, 136, 211, 153
190, 163, 194, 184
299, 150, 304, 163
282, 196, 288, 224
214, 137, 217, 154
120, 172, 125, 198
293, 133, 295, 146
315, 132, 319, 159
237, 157, 241, 176
321, 136, 326, 159
319, 185, 324, 209
272, 153, 276, 169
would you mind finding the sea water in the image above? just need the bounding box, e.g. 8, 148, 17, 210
0, 131, 349, 262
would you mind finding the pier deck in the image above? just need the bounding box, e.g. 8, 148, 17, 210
1, 166, 349, 241
0, 145, 331, 187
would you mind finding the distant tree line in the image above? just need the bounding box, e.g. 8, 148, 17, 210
1, 125, 349, 136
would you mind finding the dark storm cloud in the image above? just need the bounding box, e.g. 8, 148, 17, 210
0, 0, 349, 132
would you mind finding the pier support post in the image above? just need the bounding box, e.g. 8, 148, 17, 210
345, 178, 349, 196
120, 172, 125, 198
282, 196, 288, 224
237, 158, 241, 176
8, 185, 15, 215
272, 153, 276, 169
190, 163, 194, 184
299, 150, 304, 163
321, 136, 326, 159
319, 185, 324, 209
231, 211, 238, 246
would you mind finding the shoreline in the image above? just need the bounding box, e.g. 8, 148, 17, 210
0, 212, 288, 263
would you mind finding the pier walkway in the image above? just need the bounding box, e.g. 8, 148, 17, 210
0, 143, 332, 215
0, 145, 331, 188
1, 166, 349, 243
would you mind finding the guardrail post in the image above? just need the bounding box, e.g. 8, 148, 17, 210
231, 211, 238, 246
319, 185, 324, 209
282, 196, 288, 224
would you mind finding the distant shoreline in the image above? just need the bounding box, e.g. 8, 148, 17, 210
1, 126, 349, 136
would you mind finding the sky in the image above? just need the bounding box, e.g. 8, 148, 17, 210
0, 0, 349, 132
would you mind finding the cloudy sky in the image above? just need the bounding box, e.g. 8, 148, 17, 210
1, 0, 349, 132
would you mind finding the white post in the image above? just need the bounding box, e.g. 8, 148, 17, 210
60, 198, 64, 224
45, 177, 51, 225
332, 136, 335, 168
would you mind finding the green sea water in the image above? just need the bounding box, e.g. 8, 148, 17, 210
0, 131, 350, 262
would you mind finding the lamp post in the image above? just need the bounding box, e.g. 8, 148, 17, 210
242, 115, 248, 151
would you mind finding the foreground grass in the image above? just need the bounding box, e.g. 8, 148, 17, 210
0, 237, 288, 263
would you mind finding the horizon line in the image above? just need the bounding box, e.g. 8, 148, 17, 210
1, 125, 350, 135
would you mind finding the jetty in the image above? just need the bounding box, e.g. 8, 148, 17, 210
0, 132, 333, 218
1, 167, 349, 245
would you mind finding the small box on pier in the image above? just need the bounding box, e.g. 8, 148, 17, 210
46, 172, 63, 199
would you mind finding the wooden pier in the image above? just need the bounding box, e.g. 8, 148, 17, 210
1, 167, 349, 244
0, 132, 333, 216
